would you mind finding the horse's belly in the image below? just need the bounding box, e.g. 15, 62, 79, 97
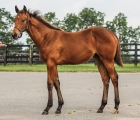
58, 49, 94, 64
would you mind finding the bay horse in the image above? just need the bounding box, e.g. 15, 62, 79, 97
12, 6, 123, 115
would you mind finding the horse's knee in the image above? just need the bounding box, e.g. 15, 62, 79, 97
103, 79, 109, 85
47, 82, 53, 88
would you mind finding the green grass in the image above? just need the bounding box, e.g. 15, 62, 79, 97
0, 64, 47, 72
0, 64, 140, 72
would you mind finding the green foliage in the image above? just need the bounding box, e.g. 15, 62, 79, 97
0, 8, 13, 43
105, 13, 140, 44
78, 8, 105, 29
26, 37, 34, 45
60, 8, 105, 32
62, 13, 80, 31
44, 12, 61, 27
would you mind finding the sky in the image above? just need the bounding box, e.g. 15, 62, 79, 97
0, 0, 140, 44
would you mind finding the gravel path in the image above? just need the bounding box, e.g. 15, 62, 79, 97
0, 72, 140, 120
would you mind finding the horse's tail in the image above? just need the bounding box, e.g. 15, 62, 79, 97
115, 39, 123, 67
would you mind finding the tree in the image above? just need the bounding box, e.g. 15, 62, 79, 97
105, 13, 140, 44
61, 8, 105, 32
44, 12, 62, 28
78, 8, 105, 30
0, 8, 13, 44
62, 13, 80, 31
26, 37, 34, 45
127, 26, 140, 43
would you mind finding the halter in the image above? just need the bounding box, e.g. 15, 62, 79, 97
14, 15, 29, 39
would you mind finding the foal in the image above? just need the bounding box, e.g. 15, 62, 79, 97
12, 6, 123, 114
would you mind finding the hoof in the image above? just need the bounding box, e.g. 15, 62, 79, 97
42, 111, 48, 115
55, 110, 61, 114
112, 109, 119, 114
97, 109, 103, 113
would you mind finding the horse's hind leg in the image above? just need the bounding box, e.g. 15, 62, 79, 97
94, 54, 110, 113
101, 59, 120, 114
111, 69, 119, 114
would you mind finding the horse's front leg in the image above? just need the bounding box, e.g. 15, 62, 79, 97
54, 74, 64, 114
42, 61, 56, 115
42, 60, 64, 115
42, 80, 53, 115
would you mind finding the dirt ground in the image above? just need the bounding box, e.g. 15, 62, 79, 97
0, 72, 140, 120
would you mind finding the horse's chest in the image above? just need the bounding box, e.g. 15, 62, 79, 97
39, 52, 47, 62
39, 49, 50, 62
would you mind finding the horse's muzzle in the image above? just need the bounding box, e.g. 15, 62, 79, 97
12, 32, 22, 40
12, 32, 18, 40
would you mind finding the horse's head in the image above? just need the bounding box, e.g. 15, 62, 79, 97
12, 5, 29, 40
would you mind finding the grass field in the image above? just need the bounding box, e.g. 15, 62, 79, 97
0, 64, 140, 72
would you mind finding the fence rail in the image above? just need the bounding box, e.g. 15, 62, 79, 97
0, 43, 140, 66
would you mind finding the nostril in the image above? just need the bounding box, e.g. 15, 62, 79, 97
12, 33, 17, 38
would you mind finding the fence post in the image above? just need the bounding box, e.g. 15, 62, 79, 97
4, 45, 7, 66
134, 43, 137, 66
29, 44, 33, 65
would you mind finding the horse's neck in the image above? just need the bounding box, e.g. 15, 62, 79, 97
27, 17, 52, 47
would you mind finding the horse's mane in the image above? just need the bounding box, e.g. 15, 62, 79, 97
26, 10, 63, 31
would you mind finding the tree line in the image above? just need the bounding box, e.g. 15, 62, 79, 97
0, 7, 140, 45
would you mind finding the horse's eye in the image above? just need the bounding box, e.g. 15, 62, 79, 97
22, 19, 25, 23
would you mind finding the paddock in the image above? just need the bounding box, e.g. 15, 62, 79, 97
0, 72, 140, 120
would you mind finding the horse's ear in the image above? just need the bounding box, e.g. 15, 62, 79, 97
23, 5, 27, 12
15, 5, 19, 13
